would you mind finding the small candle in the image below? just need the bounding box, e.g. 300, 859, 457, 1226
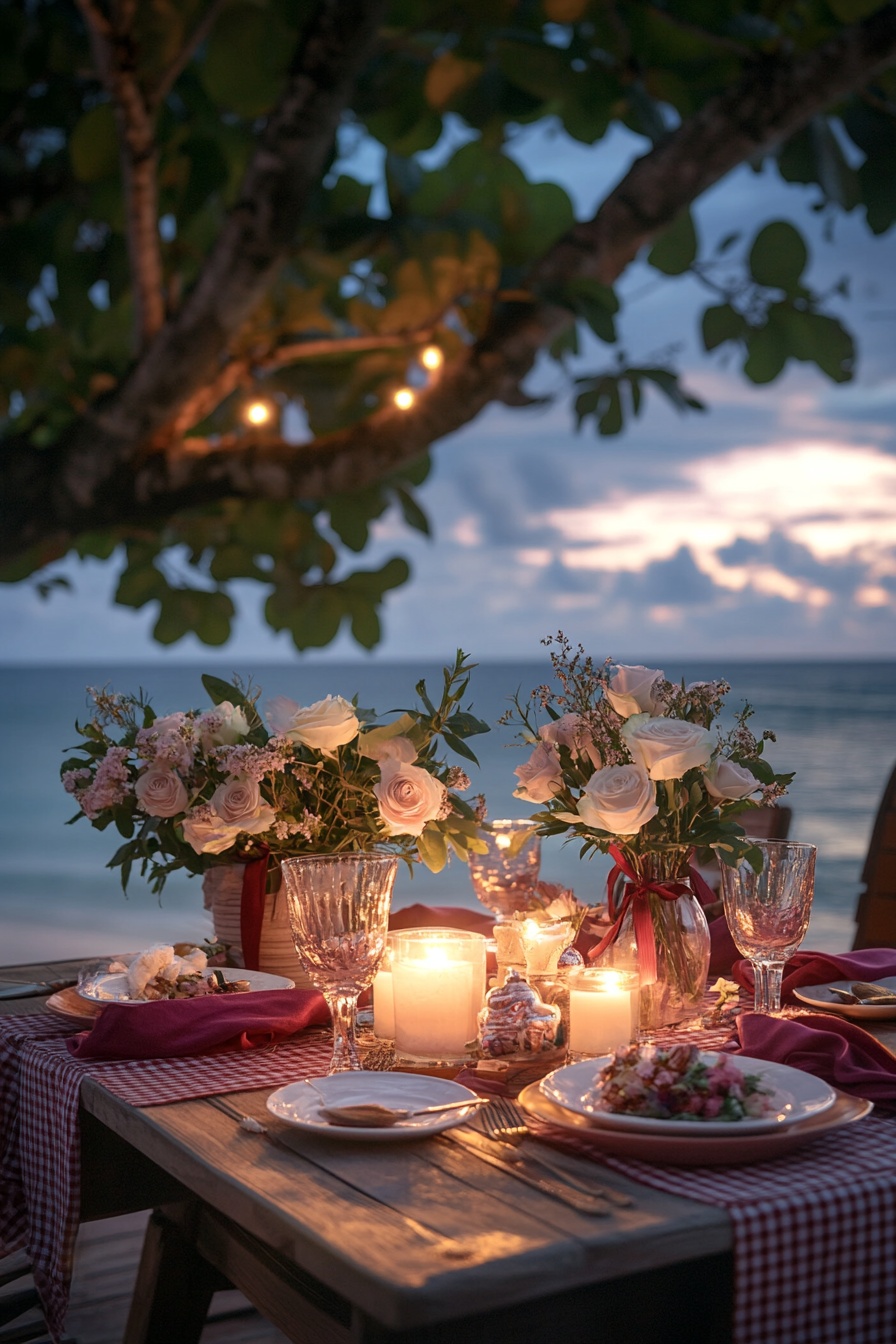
519, 918, 569, 975
390, 928, 487, 1064
372, 968, 394, 1039
569, 969, 638, 1058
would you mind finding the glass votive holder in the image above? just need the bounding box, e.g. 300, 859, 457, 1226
468, 819, 541, 919
371, 932, 398, 1040
391, 927, 487, 1069
567, 968, 640, 1061
519, 917, 571, 976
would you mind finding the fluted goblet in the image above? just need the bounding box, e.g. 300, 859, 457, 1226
281, 853, 397, 1073
467, 819, 541, 919
719, 839, 816, 1014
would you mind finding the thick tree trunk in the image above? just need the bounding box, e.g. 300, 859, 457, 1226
3, 3, 896, 565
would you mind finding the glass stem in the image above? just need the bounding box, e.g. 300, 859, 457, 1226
324, 991, 361, 1073
752, 961, 785, 1014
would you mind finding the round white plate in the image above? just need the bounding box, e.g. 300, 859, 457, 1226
793, 977, 896, 1020
77, 966, 294, 1003
541, 1053, 836, 1136
266, 1071, 481, 1142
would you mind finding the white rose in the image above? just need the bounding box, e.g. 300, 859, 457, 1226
539, 713, 602, 767
266, 694, 359, 753
703, 758, 759, 802
197, 701, 249, 749
182, 813, 244, 855
134, 767, 188, 818
513, 741, 562, 803
576, 765, 658, 835
623, 715, 714, 780
374, 761, 447, 836
363, 735, 417, 765
605, 664, 664, 718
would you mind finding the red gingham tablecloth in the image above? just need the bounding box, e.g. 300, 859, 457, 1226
0, 1013, 332, 1341
3, 1006, 896, 1344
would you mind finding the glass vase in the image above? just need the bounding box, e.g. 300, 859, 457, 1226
595, 872, 710, 1033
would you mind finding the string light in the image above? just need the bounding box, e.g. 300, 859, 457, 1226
420, 344, 443, 372
393, 387, 415, 410
244, 399, 273, 426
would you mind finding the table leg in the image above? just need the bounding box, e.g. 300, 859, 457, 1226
123, 1203, 230, 1344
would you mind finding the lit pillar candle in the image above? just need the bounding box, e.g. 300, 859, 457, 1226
568, 969, 639, 1059
391, 928, 486, 1064
372, 969, 394, 1039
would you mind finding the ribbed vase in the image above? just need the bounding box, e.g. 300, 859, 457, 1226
202, 864, 314, 989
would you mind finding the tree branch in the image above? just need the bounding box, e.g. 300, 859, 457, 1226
75, 0, 166, 347
149, 0, 229, 109
4, 2, 896, 562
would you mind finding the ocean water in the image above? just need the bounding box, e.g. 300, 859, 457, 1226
1, 661, 893, 965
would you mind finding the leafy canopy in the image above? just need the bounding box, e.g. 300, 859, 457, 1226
1, 0, 894, 650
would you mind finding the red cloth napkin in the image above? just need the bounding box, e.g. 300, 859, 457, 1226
66, 989, 329, 1060
707, 916, 741, 978
732, 947, 896, 1003
732, 1011, 896, 1102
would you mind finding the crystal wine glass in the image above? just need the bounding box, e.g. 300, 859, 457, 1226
468, 819, 541, 919
719, 839, 816, 1014
281, 853, 398, 1073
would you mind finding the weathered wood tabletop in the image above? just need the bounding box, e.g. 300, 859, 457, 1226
14, 955, 893, 1344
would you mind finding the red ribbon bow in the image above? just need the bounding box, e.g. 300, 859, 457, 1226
588, 845, 716, 985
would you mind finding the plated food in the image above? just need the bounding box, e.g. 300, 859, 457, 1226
590, 1043, 777, 1124
77, 943, 294, 1004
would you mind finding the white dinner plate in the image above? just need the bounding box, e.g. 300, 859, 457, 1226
793, 977, 896, 1020
266, 1072, 481, 1142
77, 966, 294, 1003
519, 1081, 872, 1166
541, 1054, 836, 1136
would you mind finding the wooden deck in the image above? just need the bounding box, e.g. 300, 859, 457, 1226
3, 1211, 291, 1343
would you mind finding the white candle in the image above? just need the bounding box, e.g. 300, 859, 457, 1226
569, 969, 638, 1057
372, 968, 394, 1039
393, 954, 475, 1058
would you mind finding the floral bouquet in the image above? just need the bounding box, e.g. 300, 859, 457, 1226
503, 634, 793, 1026
62, 651, 488, 896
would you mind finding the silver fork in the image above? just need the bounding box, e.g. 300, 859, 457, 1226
479, 1096, 634, 1208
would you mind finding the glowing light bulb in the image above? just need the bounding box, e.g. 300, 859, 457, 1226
244, 399, 272, 426
420, 344, 443, 371
393, 387, 415, 410
494, 833, 512, 850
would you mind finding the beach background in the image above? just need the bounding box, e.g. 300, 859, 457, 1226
1, 659, 892, 965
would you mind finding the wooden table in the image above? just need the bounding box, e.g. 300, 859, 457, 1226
2, 958, 739, 1344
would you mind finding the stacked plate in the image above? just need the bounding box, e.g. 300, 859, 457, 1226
518, 1053, 872, 1165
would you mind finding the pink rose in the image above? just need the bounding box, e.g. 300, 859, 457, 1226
576, 764, 658, 835
539, 713, 602, 767
513, 741, 562, 803
182, 812, 242, 855
374, 761, 447, 836
605, 665, 664, 718
211, 776, 266, 824
703, 758, 759, 802
622, 715, 714, 780
134, 767, 188, 818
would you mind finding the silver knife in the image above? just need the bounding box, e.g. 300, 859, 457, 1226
0, 979, 78, 1000
444, 1129, 610, 1215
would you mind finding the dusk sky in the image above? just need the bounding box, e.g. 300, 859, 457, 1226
3, 120, 895, 665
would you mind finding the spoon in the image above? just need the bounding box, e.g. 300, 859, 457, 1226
827, 982, 896, 1005
314, 1096, 487, 1128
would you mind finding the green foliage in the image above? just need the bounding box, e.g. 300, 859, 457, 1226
2, 0, 893, 652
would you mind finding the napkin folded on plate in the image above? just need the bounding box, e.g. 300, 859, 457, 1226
733, 1011, 896, 1103
66, 988, 329, 1060
732, 947, 896, 1002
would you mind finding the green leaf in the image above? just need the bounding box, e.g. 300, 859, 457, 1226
446, 712, 490, 740
350, 603, 380, 650
647, 210, 697, 276
416, 826, 448, 873
115, 565, 167, 610
393, 486, 430, 536
70, 105, 118, 183
441, 730, 480, 764
743, 320, 788, 384
702, 303, 745, 352
201, 4, 293, 116
748, 221, 808, 291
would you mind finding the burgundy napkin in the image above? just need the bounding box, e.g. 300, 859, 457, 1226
732, 947, 896, 1003
389, 904, 496, 936
707, 917, 741, 978
66, 989, 329, 1060
732, 1011, 896, 1102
